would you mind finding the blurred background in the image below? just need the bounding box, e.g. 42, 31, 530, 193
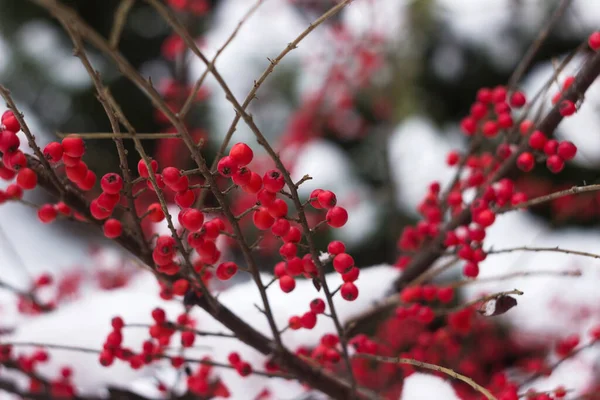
2, 0, 599, 275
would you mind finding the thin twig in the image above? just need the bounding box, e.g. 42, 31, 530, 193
108, 0, 134, 49
356, 354, 497, 400
498, 184, 600, 213
486, 245, 600, 260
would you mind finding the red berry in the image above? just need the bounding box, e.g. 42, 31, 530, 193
179, 209, 204, 232
460, 117, 477, 136
477, 88, 492, 103
543, 139, 558, 155
44, 142, 63, 163
181, 331, 195, 347
463, 262, 479, 278
103, 219, 123, 238
232, 166, 252, 186
162, 167, 181, 186
61, 135, 85, 157
267, 198, 288, 218
263, 169, 285, 193
37, 204, 57, 223
326, 207, 348, 228
253, 207, 275, 230
0, 130, 20, 153
559, 100, 576, 116
557, 141, 577, 160
317, 190, 337, 208
90, 200, 111, 220
588, 31, 600, 51
97, 192, 120, 210
242, 172, 262, 194
310, 298, 326, 314
482, 121, 498, 137
1, 111, 20, 132
491, 86, 507, 103
216, 262, 238, 280
446, 151, 460, 166
78, 170, 97, 191
16, 168, 37, 190
283, 226, 302, 243
528, 130, 547, 150
333, 253, 354, 274
138, 159, 158, 178
227, 352, 241, 365
474, 209, 495, 227
509, 91, 526, 108
342, 267, 360, 282
229, 143, 253, 166
55, 202, 71, 216
279, 275, 295, 293
437, 287, 454, 303
516, 152, 535, 172
175, 189, 195, 208
146, 203, 165, 222
101, 173, 123, 194
546, 155, 564, 173
279, 243, 297, 260
65, 161, 88, 183
301, 311, 317, 329
340, 282, 358, 301
5, 150, 26, 171
217, 156, 238, 177
327, 240, 346, 255
271, 218, 291, 237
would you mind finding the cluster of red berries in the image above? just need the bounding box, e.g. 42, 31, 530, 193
517, 119, 577, 174
288, 298, 326, 331
459, 86, 522, 138
226, 352, 253, 377
296, 333, 342, 365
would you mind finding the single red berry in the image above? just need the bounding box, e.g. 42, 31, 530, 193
463, 262, 479, 278
446, 151, 460, 166
175, 189, 195, 208
267, 198, 288, 218
0, 130, 20, 153
279, 243, 298, 260
333, 253, 354, 274
138, 159, 158, 178
460, 117, 477, 136
162, 167, 181, 186
279, 275, 296, 293
253, 207, 275, 230
217, 156, 239, 177
588, 31, 600, 51
520, 120, 534, 135
417, 306, 435, 324
543, 139, 558, 155
470, 102, 487, 120
310, 298, 326, 314
151, 307, 166, 323
97, 192, 120, 211
1, 111, 20, 132
227, 352, 241, 365
0, 164, 16, 180
342, 267, 360, 282
90, 199, 111, 220
546, 155, 565, 173
559, 100, 576, 116
317, 190, 337, 208
216, 262, 238, 280
327, 240, 346, 255
340, 282, 358, 301
101, 173, 123, 194
482, 121, 498, 137
179, 209, 204, 232
301, 311, 317, 329
37, 204, 57, 224
476, 87, 492, 103
271, 218, 291, 237
181, 331, 195, 347
146, 203, 165, 222
229, 143, 253, 166
283, 226, 302, 243
474, 209, 495, 227
326, 206, 348, 228
41, 142, 63, 163
509, 91, 526, 108
437, 287, 454, 303
61, 135, 85, 157
528, 130, 547, 150
232, 166, 252, 186
111, 317, 124, 330
491, 86, 507, 103
262, 169, 285, 193
65, 161, 88, 183
78, 170, 97, 191
16, 167, 37, 190
557, 141, 577, 160
55, 202, 71, 216
103, 219, 123, 238
516, 152, 535, 172
5, 150, 26, 171
242, 172, 262, 194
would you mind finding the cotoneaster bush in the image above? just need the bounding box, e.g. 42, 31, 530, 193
2, 1, 600, 400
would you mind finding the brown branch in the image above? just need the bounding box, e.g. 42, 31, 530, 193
355, 354, 497, 400
178, 0, 264, 118
507, 0, 573, 89
108, 0, 134, 49
486, 245, 600, 259
498, 184, 600, 213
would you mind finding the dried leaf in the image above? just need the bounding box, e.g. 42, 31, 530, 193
478, 295, 518, 317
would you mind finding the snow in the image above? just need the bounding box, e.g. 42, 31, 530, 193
400, 373, 460, 400
4, 264, 399, 399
